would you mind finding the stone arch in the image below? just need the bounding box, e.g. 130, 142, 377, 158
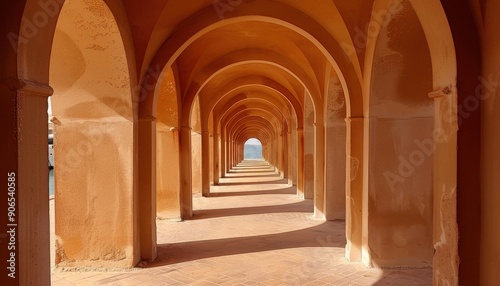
229, 117, 278, 169
407, 2, 459, 283
49, 0, 140, 268
196, 62, 306, 198
216, 98, 291, 129
222, 109, 283, 175
201, 76, 303, 130
140, 5, 364, 120
137, 2, 367, 223
363, 0, 434, 269
359, 0, 458, 282
179, 48, 319, 127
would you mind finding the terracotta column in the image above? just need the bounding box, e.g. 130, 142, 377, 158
325, 119, 347, 221
201, 130, 210, 197
230, 139, 234, 170
220, 134, 226, 178
209, 134, 214, 184
139, 117, 158, 262
429, 87, 458, 284
304, 112, 315, 199
278, 135, 281, 171
314, 123, 326, 219
241, 143, 244, 162
345, 117, 364, 261
289, 129, 296, 185
213, 133, 220, 185
282, 131, 288, 179
179, 126, 193, 219
238, 141, 241, 163
231, 140, 235, 167
191, 131, 202, 196
226, 137, 231, 170
297, 128, 305, 198
1, 80, 52, 285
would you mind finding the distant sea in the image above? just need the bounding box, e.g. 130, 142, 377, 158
244, 144, 263, 160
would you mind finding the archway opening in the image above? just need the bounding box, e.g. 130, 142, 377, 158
49, 0, 139, 268
244, 138, 263, 160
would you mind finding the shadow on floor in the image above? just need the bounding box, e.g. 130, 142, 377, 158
228, 169, 276, 174
148, 221, 346, 268
215, 178, 290, 187
223, 174, 280, 179
192, 201, 311, 220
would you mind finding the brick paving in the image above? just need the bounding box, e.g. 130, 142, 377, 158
51, 160, 432, 285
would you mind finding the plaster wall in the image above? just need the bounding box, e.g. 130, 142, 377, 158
54, 120, 136, 268
367, 117, 433, 267
365, 0, 434, 267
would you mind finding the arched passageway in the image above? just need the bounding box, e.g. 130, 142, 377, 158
2, 0, 497, 285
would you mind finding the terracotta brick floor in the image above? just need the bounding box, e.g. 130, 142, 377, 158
50, 160, 432, 285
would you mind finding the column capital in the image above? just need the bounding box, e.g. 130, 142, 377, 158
429, 85, 455, 99
180, 126, 192, 131
139, 116, 157, 122
5, 78, 53, 97
345, 116, 365, 123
